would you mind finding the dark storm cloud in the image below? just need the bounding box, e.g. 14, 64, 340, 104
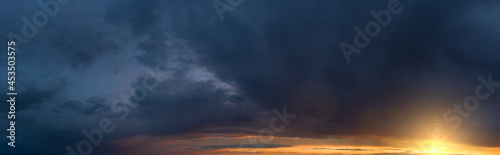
11, 86, 58, 111
0, 78, 68, 110
169, 0, 340, 109
40, 0, 123, 70
130, 77, 257, 136
104, 0, 194, 68
53, 97, 110, 115
156, 0, 500, 147
48, 26, 121, 69
105, 0, 166, 35
3, 0, 500, 154
65, 0, 500, 149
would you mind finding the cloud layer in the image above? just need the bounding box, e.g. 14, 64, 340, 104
1, 0, 500, 154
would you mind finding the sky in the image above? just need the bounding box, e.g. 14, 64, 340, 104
1, 0, 500, 154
